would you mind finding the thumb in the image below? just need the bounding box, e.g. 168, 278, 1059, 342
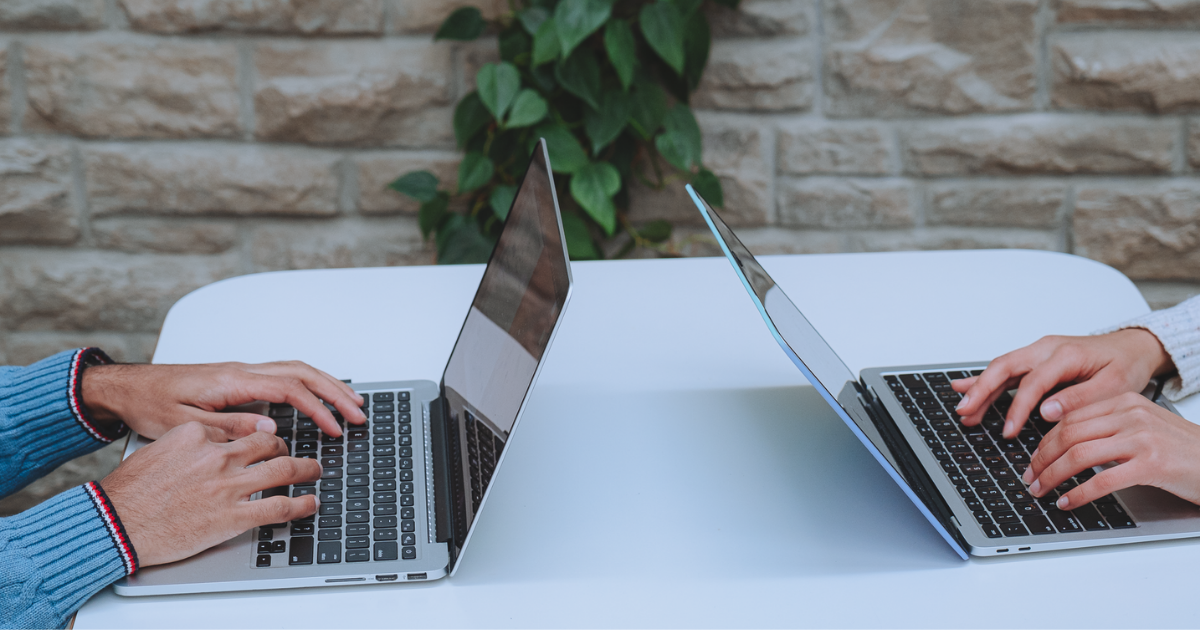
194, 411, 277, 441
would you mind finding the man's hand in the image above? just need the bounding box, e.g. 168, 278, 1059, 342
101, 422, 320, 567
951, 329, 1173, 439
81, 361, 365, 439
1022, 393, 1200, 509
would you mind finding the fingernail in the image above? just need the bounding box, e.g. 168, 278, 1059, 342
255, 418, 275, 433
1029, 479, 1041, 495
955, 394, 970, 410
1056, 496, 1070, 510
1003, 420, 1013, 438
1042, 399, 1063, 420
1022, 467, 1033, 484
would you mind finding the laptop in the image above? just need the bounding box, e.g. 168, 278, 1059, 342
115, 139, 572, 594
687, 184, 1200, 558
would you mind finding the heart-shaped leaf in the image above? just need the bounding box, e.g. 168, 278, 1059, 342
418, 192, 450, 239
628, 77, 668, 139
458, 151, 495, 194
640, 1, 685, 74
683, 10, 711, 91
691, 168, 724, 208
476, 62, 521, 120
436, 214, 495, 264
518, 6, 550, 34
453, 91, 492, 148
555, 50, 601, 110
673, 0, 704, 17
505, 89, 548, 128
534, 122, 590, 174
554, 0, 614, 58
570, 161, 621, 235
435, 7, 485, 41
561, 210, 600, 260
639, 219, 672, 243
490, 185, 519, 220
532, 18, 561, 65
604, 19, 637, 91
655, 103, 702, 171
584, 90, 632, 153
389, 170, 440, 203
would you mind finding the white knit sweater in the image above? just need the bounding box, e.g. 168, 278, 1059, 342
1103, 294, 1200, 401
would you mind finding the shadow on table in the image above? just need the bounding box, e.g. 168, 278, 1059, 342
451, 384, 965, 586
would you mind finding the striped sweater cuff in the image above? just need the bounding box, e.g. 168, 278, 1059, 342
1095, 295, 1200, 400
66, 348, 126, 443
82, 481, 139, 575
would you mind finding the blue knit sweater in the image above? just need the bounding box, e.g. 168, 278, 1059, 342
0, 349, 137, 629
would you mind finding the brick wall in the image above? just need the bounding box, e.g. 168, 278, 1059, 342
3, 0, 1200, 369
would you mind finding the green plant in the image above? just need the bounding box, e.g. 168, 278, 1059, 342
389, 0, 736, 264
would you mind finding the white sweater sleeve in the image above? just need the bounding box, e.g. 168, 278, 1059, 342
1096, 295, 1200, 401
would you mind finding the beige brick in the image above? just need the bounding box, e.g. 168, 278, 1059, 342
254, 40, 454, 147
1057, 0, 1200, 25
777, 177, 914, 228
388, 0, 505, 33
928, 181, 1066, 228
902, 115, 1175, 175
92, 218, 240, 254
247, 219, 430, 271
1053, 33, 1200, 114
824, 0, 1037, 116
848, 227, 1060, 252
628, 114, 771, 227
1, 331, 158, 365
1074, 180, 1200, 281
355, 151, 459, 214
707, 0, 810, 37
0, 140, 80, 245
1135, 281, 1200, 310
1191, 120, 1200, 169
119, 0, 383, 34
777, 121, 891, 175
0, 48, 7, 133
24, 37, 240, 139
0, 249, 241, 332
85, 144, 341, 217
0, 0, 104, 29
692, 39, 814, 112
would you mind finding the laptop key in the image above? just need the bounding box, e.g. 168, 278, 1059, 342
374, 480, 397, 491
375, 457, 397, 468
320, 491, 342, 504
256, 554, 271, 567
321, 468, 343, 480
1047, 509, 1083, 533
289, 536, 314, 565
972, 510, 992, 524
375, 529, 398, 541
401, 519, 415, 533
320, 503, 342, 515
347, 524, 369, 537
321, 456, 343, 468
1107, 514, 1137, 529
348, 487, 369, 499
347, 475, 370, 487
1023, 514, 1055, 535
320, 480, 343, 492
317, 541, 342, 564
346, 537, 370, 549
374, 504, 397, 516
374, 516, 397, 528
347, 511, 369, 524
272, 540, 286, 553
400, 470, 413, 481
347, 498, 370, 512
374, 469, 396, 480
1072, 504, 1110, 531
347, 549, 370, 562
1001, 523, 1029, 537
400, 495, 414, 507
1013, 502, 1040, 516
375, 542, 398, 561
291, 523, 315, 535
318, 528, 342, 541
376, 492, 397, 503
373, 392, 394, 403
400, 507, 415, 519
321, 446, 344, 457
293, 487, 316, 498
402, 547, 416, 560
319, 516, 343, 528
348, 452, 369, 464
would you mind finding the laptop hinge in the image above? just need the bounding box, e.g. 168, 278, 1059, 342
854, 381, 971, 551
429, 394, 455, 547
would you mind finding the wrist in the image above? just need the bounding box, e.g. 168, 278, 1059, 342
1121, 328, 1175, 377
80, 363, 129, 428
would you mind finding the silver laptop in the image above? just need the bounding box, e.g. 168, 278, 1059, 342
687, 185, 1200, 558
115, 140, 572, 595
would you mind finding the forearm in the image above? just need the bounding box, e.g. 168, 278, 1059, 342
0, 349, 128, 498
0, 483, 138, 629
1098, 295, 1200, 400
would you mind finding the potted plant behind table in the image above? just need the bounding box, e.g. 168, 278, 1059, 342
390, 0, 737, 264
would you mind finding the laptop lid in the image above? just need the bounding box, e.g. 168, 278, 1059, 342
440, 139, 573, 574
686, 185, 968, 560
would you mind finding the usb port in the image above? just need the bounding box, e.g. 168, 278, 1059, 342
406, 572, 428, 580
376, 574, 398, 582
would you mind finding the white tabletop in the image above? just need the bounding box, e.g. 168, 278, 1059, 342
76, 250, 1200, 628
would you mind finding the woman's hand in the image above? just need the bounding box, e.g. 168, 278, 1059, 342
81, 360, 365, 439
1022, 393, 1200, 509
951, 329, 1173, 439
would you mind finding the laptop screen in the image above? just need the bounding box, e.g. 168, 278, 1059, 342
440, 141, 571, 559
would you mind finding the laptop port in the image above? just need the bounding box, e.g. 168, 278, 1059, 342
1018, 547, 1030, 551
406, 572, 428, 580
376, 574, 398, 582
996, 549, 1009, 553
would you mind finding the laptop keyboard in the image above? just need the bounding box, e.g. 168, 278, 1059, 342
463, 409, 504, 515
251, 391, 423, 567
886, 371, 1137, 538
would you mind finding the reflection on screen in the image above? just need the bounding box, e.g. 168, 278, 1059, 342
441, 141, 570, 548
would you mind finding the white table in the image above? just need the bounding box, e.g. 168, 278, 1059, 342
76, 251, 1200, 628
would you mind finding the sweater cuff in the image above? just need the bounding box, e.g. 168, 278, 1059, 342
1094, 298, 1200, 400
0, 484, 138, 628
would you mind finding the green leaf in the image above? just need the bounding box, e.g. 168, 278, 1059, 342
628, 78, 668, 139
490, 185, 518, 220
476, 62, 520, 120
518, 6, 550, 34
711, 0, 740, 6
604, 20, 637, 91
570, 161, 621, 235
655, 103, 702, 171
437, 214, 495, 265
555, 50, 601, 111
691, 167, 724, 208
673, 0, 704, 16
554, 0, 613, 58
682, 10, 711, 92
532, 18, 561, 66
435, 7, 484, 41
458, 151, 495, 193
583, 90, 632, 153
499, 27, 531, 63
389, 170, 440, 203
505, 89, 548, 128
418, 192, 450, 240
561, 210, 600, 260
533, 122, 590, 174
640, 1, 685, 74
639, 219, 672, 243
453, 91, 492, 148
